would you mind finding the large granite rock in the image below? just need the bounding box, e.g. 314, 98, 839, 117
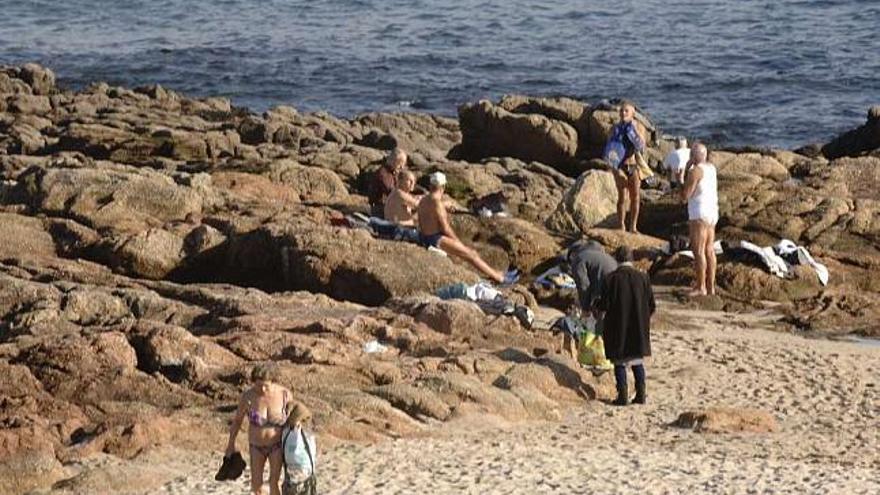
545, 170, 618, 235
16, 163, 206, 233
821, 106, 880, 159
223, 224, 481, 305
0, 212, 57, 260
458, 100, 579, 172
355, 112, 461, 161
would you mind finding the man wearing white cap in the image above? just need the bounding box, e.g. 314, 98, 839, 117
417, 172, 517, 284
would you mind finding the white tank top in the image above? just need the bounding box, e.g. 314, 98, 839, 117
688, 163, 718, 221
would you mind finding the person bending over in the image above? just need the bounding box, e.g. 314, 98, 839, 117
680, 142, 719, 296
565, 240, 618, 359
417, 172, 516, 284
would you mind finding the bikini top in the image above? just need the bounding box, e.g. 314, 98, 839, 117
248, 390, 289, 428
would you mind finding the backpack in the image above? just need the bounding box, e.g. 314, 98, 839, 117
282, 426, 317, 495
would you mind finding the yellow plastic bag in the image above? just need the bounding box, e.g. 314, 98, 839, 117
634, 151, 654, 179
577, 332, 613, 370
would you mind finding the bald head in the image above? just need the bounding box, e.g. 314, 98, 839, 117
386, 148, 407, 171
691, 142, 708, 163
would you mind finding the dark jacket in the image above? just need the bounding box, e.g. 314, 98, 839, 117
597, 264, 655, 361
368, 166, 396, 210
569, 241, 618, 311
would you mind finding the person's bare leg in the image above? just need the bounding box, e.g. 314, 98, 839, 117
705, 223, 717, 295
688, 220, 707, 295
438, 236, 504, 283
614, 172, 628, 230
628, 171, 641, 233
249, 448, 267, 495
267, 447, 283, 495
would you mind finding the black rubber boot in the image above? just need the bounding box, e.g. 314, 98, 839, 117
633, 381, 646, 405
612, 365, 628, 406
632, 364, 647, 404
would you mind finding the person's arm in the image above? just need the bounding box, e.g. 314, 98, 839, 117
572, 261, 591, 311
646, 275, 656, 316
679, 163, 703, 203
401, 191, 421, 210
225, 393, 248, 455
596, 274, 610, 313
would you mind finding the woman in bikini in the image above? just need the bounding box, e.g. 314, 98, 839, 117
226, 363, 293, 495
610, 101, 648, 233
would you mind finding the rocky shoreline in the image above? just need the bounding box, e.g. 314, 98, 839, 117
1, 64, 879, 494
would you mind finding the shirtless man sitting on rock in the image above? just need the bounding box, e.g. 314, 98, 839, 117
417, 172, 518, 285
384, 170, 421, 227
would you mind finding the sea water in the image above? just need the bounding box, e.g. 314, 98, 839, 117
1, 0, 878, 148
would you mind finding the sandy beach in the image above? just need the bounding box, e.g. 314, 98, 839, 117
91, 292, 880, 495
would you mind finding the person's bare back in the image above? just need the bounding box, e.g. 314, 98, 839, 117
417, 191, 446, 237
416, 172, 512, 284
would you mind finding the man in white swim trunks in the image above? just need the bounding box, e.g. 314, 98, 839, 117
663, 137, 689, 187
680, 142, 718, 296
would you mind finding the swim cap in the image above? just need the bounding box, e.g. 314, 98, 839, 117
429, 171, 447, 187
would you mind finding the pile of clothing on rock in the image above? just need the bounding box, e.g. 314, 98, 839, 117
727, 239, 829, 286
469, 191, 510, 219
436, 281, 535, 328
532, 264, 577, 290
663, 236, 829, 286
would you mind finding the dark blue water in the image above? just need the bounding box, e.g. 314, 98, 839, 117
2, 0, 879, 148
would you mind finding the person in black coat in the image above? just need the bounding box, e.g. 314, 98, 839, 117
597, 246, 656, 406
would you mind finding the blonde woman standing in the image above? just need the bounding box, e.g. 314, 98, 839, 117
608, 102, 648, 233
